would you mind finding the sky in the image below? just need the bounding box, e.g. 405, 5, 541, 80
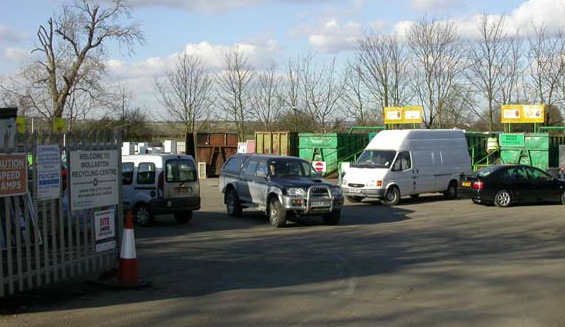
1, 0, 565, 118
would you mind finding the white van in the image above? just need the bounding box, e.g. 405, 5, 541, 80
122, 154, 200, 225
340, 129, 471, 205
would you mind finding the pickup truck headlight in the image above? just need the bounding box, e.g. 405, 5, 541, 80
331, 187, 342, 196
287, 187, 306, 196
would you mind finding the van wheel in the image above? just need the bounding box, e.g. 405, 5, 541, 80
269, 197, 287, 228
226, 189, 242, 216
346, 196, 364, 203
382, 186, 400, 206
444, 181, 458, 199
322, 210, 341, 225
174, 211, 193, 224
133, 204, 153, 226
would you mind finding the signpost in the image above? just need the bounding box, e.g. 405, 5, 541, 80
0, 153, 27, 197
36, 144, 62, 200
69, 149, 119, 211
384, 106, 423, 126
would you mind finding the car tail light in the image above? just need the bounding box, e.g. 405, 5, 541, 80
472, 180, 483, 190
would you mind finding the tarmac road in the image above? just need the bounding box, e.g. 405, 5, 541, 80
1, 177, 565, 327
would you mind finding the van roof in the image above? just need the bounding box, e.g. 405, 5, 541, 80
122, 154, 194, 162
367, 129, 466, 150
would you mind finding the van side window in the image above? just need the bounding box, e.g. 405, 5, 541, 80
166, 159, 197, 182
393, 152, 411, 171
122, 162, 134, 185
137, 162, 156, 184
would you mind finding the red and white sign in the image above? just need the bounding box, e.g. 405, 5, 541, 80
313, 161, 326, 173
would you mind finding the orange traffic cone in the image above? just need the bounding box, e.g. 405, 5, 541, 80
102, 211, 150, 289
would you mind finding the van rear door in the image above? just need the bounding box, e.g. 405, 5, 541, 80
162, 157, 198, 198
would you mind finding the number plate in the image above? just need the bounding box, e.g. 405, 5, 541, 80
175, 187, 188, 193
462, 181, 471, 187
311, 200, 330, 207
354, 188, 363, 193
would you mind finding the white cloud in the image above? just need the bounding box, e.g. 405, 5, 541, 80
125, 0, 262, 13
509, 0, 565, 35
395, 0, 565, 41
105, 40, 280, 114
292, 19, 362, 53
410, 0, 465, 12
3, 47, 30, 62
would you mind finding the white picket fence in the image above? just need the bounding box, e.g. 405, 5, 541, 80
1, 130, 123, 297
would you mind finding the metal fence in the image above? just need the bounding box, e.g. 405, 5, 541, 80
1, 130, 123, 297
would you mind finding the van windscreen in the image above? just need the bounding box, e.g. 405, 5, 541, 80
166, 159, 197, 182
353, 150, 396, 168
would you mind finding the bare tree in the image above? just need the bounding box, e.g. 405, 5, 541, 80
341, 62, 378, 125
355, 31, 411, 111
25, 0, 143, 124
155, 53, 214, 134
466, 14, 519, 131
408, 16, 465, 128
249, 66, 284, 130
297, 54, 344, 132
527, 24, 565, 124
217, 46, 254, 141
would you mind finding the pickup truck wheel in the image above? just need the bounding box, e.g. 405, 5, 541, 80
382, 186, 400, 206
226, 189, 242, 216
174, 210, 192, 224
322, 210, 341, 225
133, 204, 153, 226
269, 197, 287, 228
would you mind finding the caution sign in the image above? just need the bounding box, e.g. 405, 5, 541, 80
69, 150, 119, 211
0, 153, 28, 197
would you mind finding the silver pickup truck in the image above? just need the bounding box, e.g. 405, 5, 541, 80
218, 154, 344, 227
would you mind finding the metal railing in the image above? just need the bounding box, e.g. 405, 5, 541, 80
1, 131, 122, 297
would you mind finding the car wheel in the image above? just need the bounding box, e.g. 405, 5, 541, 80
444, 181, 458, 199
561, 190, 565, 205
269, 197, 287, 228
382, 186, 400, 206
174, 211, 193, 224
322, 210, 341, 225
494, 190, 512, 207
226, 189, 242, 217
345, 196, 364, 203
133, 204, 153, 226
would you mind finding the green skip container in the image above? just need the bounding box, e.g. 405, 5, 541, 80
298, 133, 369, 175
499, 133, 549, 170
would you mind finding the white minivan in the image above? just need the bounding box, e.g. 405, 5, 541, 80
122, 154, 200, 225
340, 129, 472, 205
